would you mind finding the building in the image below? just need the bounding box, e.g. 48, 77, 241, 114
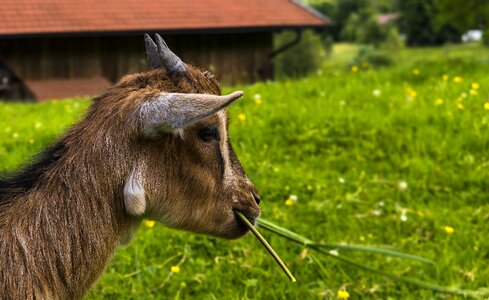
0, 0, 329, 101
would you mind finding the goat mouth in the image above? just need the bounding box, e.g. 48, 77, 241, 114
217, 209, 259, 240
233, 209, 257, 226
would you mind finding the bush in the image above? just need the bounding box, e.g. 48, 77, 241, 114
358, 15, 390, 47
321, 35, 334, 58
340, 12, 361, 42
349, 45, 395, 69
379, 27, 405, 51
274, 30, 326, 78
341, 12, 393, 47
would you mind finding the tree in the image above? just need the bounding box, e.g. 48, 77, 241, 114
399, 0, 461, 45
435, 0, 489, 31
340, 12, 392, 47
310, 0, 372, 41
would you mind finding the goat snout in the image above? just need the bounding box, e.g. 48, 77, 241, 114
240, 193, 261, 222
232, 190, 261, 224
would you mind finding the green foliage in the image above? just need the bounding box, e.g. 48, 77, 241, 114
340, 9, 399, 48
435, 0, 489, 33
399, 0, 462, 45
327, 0, 372, 40
350, 45, 394, 68
359, 15, 389, 46
310, 0, 485, 46
274, 30, 326, 78
310, 0, 397, 42
2, 43, 489, 299
321, 35, 334, 58
483, 29, 489, 47
340, 12, 360, 42
379, 26, 404, 51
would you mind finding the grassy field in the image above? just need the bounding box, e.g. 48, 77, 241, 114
1, 43, 489, 299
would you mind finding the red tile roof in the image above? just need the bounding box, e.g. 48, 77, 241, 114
0, 0, 329, 37
25, 77, 112, 101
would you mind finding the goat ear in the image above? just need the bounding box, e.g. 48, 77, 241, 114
140, 90, 244, 136
124, 169, 146, 216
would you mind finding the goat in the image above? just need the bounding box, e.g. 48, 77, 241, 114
0, 34, 261, 299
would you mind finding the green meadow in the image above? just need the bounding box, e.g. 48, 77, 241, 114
1, 43, 489, 299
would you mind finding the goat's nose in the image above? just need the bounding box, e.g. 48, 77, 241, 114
251, 191, 261, 205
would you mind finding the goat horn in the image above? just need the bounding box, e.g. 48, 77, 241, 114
154, 33, 187, 77
141, 91, 244, 136
144, 33, 163, 69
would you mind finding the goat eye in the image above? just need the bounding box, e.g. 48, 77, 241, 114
198, 127, 219, 142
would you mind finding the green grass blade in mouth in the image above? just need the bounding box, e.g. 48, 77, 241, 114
235, 211, 296, 282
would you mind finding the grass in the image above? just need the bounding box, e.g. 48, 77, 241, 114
1, 42, 489, 299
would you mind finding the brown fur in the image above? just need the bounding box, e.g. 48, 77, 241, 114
0, 65, 260, 299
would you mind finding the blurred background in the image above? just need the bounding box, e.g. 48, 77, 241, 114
1, 1, 489, 299
0, 0, 329, 100
0, 0, 488, 101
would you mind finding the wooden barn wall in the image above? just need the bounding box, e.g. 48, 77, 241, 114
0, 32, 273, 85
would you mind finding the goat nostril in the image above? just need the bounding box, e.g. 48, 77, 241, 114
251, 191, 261, 205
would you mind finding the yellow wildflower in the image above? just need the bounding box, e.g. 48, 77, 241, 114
284, 199, 295, 206
238, 113, 246, 121
253, 93, 263, 105
484, 103, 489, 110
457, 103, 465, 110
453, 76, 463, 83
435, 99, 444, 105
285, 194, 298, 206
406, 87, 417, 98
28, 139, 35, 144
443, 226, 455, 234
351, 65, 358, 73
471, 83, 480, 90
338, 289, 350, 299
442, 74, 449, 81
144, 220, 156, 228
413, 69, 420, 75
171, 265, 180, 273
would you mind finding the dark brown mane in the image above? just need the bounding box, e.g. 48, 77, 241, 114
0, 140, 66, 207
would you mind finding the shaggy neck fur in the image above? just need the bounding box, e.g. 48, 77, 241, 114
0, 108, 140, 300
